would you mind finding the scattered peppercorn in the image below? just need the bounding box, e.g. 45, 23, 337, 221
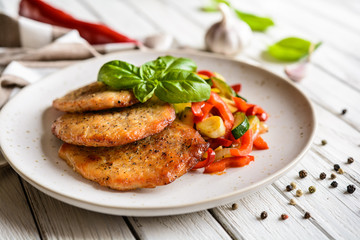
304, 212, 311, 219
290, 182, 297, 189
286, 185, 293, 192
260, 211, 268, 219
231, 203, 238, 210
331, 181, 338, 188
319, 172, 326, 180
347, 185, 356, 194
290, 199, 296, 206
296, 189, 303, 197
309, 186, 316, 193
299, 170, 308, 178
321, 140, 327, 146
347, 157, 354, 164
331, 173, 336, 179
341, 109, 347, 115
334, 164, 340, 171
281, 214, 288, 220
338, 168, 344, 174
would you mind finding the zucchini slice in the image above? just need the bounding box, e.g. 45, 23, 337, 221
231, 112, 250, 139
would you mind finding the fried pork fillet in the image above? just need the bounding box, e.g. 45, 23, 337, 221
53, 82, 139, 112
52, 99, 175, 147
59, 121, 209, 190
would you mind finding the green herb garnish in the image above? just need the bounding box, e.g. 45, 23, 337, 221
201, 0, 274, 32
98, 56, 211, 103
268, 37, 322, 61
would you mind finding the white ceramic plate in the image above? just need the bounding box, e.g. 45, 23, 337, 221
0, 50, 316, 216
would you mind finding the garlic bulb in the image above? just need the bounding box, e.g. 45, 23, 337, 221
205, 3, 252, 55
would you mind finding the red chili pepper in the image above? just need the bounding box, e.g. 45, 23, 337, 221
197, 70, 215, 78
19, 0, 138, 45
207, 92, 234, 137
253, 136, 269, 150
230, 130, 253, 156
192, 148, 216, 169
204, 155, 254, 173
231, 84, 242, 93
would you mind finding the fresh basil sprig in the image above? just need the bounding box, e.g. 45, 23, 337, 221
201, 0, 274, 32
98, 56, 211, 103
268, 37, 322, 61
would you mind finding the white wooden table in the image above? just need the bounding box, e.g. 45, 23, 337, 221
1, 0, 360, 239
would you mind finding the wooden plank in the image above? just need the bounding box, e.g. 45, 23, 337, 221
79, 0, 156, 39
125, 0, 204, 48
0, 167, 40, 239
45, 0, 99, 22
21, 180, 135, 240
128, 211, 231, 240
211, 186, 331, 240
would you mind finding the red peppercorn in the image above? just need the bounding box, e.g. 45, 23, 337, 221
281, 214, 288, 220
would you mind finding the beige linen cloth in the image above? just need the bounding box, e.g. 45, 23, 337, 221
0, 12, 138, 108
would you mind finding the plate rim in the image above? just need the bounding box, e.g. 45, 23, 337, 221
0, 49, 317, 216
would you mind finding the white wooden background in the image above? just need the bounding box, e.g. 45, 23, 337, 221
1, 0, 360, 239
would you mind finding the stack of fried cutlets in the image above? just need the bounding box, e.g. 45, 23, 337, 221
51, 82, 209, 190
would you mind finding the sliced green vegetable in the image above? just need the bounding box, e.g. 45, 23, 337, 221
211, 76, 236, 99
268, 37, 322, 61
248, 115, 260, 139
179, 107, 195, 127
196, 116, 226, 138
231, 112, 250, 139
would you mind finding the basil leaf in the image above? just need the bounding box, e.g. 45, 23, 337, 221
98, 60, 143, 89
234, 10, 274, 32
268, 37, 321, 61
155, 70, 211, 103
133, 80, 158, 103
145, 56, 197, 74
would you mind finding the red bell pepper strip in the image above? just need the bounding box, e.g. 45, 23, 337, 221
230, 130, 253, 156
207, 92, 234, 137
192, 148, 216, 169
204, 155, 254, 173
197, 70, 215, 78
253, 136, 269, 150
233, 96, 251, 112
191, 102, 205, 117
19, 0, 139, 45
231, 84, 242, 93
246, 105, 268, 121
194, 102, 213, 123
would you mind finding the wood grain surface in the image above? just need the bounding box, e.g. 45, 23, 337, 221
0, 0, 359, 239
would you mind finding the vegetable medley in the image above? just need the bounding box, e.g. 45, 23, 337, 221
176, 70, 269, 174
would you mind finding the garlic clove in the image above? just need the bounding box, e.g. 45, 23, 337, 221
205, 3, 252, 55
284, 61, 308, 82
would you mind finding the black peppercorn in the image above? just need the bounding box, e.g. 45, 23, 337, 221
331, 181, 338, 188
334, 164, 340, 171
347, 157, 354, 164
319, 172, 326, 180
299, 170, 308, 178
341, 109, 347, 115
321, 140, 327, 146
231, 203, 238, 210
304, 212, 311, 219
260, 211, 268, 219
347, 185, 356, 194
286, 185, 293, 191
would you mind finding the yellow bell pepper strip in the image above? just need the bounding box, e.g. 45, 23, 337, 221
192, 148, 216, 169
207, 92, 234, 138
204, 155, 254, 174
